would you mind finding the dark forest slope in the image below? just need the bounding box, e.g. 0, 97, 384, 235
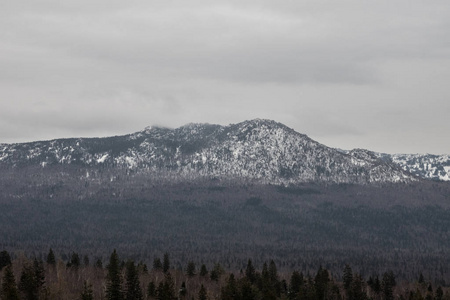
1, 170, 449, 282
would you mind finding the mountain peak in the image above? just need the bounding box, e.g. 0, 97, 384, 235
233, 119, 292, 131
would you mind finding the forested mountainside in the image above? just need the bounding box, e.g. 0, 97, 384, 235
1, 166, 450, 283
0, 119, 419, 184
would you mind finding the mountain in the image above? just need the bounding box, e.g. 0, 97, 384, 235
1, 119, 450, 281
0, 119, 415, 184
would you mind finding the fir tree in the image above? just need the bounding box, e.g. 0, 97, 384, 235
199, 264, 208, 277
186, 261, 196, 277
179, 282, 187, 298
435, 286, 444, 300
156, 282, 164, 300
198, 284, 207, 300
83, 255, 90, 267
289, 271, 303, 299
221, 274, 238, 300
260, 262, 277, 300
95, 258, 103, 269
81, 280, 94, 300
2, 264, 20, 300
68, 252, 81, 268
106, 249, 123, 300
350, 274, 367, 300
418, 273, 424, 284
381, 271, 396, 300
268, 260, 281, 297
153, 258, 162, 271
18, 267, 35, 300
330, 283, 341, 300
372, 276, 381, 295
268, 260, 278, 284
137, 261, 148, 274
240, 278, 256, 300
210, 263, 224, 282
245, 259, 256, 283
157, 272, 175, 300
125, 260, 143, 300
18, 259, 45, 300
368, 276, 381, 299
147, 281, 156, 298
343, 264, 353, 300
0, 250, 12, 271
46, 248, 56, 266
343, 264, 353, 291
301, 276, 317, 300
314, 266, 330, 300
163, 253, 170, 273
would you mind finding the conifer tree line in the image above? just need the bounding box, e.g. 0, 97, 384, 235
0, 249, 449, 300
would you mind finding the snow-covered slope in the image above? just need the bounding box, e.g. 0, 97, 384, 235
0, 119, 422, 184
383, 153, 450, 181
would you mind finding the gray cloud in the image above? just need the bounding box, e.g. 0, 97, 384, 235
0, 1, 449, 154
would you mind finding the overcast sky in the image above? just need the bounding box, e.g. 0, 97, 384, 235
1, 1, 449, 154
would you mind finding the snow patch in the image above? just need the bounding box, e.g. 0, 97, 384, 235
97, 154, 109, 163
125, 157, 137, 168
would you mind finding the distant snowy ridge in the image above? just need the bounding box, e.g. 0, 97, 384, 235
336, 149, 450, 182
0, 119, 444, 184
380, 153, 450, 182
